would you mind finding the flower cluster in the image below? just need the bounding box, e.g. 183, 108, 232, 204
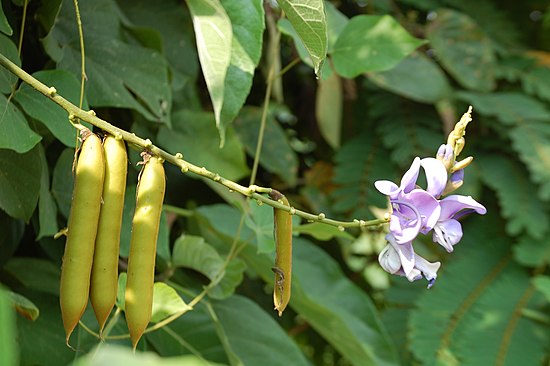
375, 107, 486, 288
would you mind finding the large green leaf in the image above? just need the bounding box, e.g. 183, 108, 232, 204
36, 144, 58, 239
15, 70, 89, 147
3, 257, 61, 296
157, 110, 249, 182
186, 0, 232, 134
315, 71, 342, 149
7, 290, 40, 321
244, 200, 275, 254
42, 0, 172, 124
0, 211, 24, 267
151, 282, 190, 323
513, 235, 550, 267
0, 288, 17, 366
172, 234, 225, 281
0, 147, 41, 221
277, 0, 327, 76
0, 2, 13, 35
212, 295, 310, 366
0, 94, 41, 153
426, 8, 496, 91
51, 148, 74, 219
533, 276, 550, 303
332, 15, 426, 78
0, 34, 18, 93
367, 52, 453, 103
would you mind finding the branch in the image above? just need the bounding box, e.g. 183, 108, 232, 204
0, 52, 389, 229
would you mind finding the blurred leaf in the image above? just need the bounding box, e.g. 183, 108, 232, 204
325, 2, 348, 52
368, 52, 452, 103
0, 94, 41, 153
0, 211, 24, 267
212, 295, 310, 366
42, 0, 171, 124
209, 258, 246, 300
293, 222, 353, 241
15, 70, 89, 147
0, 288, 17, 366
332, 15, 426, 78
513, 235, 550, 267
0, 34, 18, 93
37, 144, 58, 239
477, 155, 549, 239
51, 148, 74, 219
0, 147, 41, 221
233, 106, 298, 187
157, 211, 171, 263
4, 257, 60, 296
186, 0, 231, 134
172, 234, 224, 281
277, 0, 327, 76
244, 201, 275, 254
7, 290, 39, 321
158, 110, 249, 182
119, 184, 136, 258
115, 272, 127, 311
533, 276, 550, 303
151, 282, 190, 323
316, 71, 342, 149
426, 8, 496, 91
0, 3, 12, 35
522, 66, 550, 103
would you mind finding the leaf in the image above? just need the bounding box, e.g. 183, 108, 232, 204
209, 258, 246, 300
186, 0, 232, 133
0, 288, 17, 366
513, 235, 550, 267
293, 222, 353, 241
3, 257, 61, 296
51, 148, 74, 219
367, 52, 453, 103
37, 144, 58, 239
277, 0, 327, 76
533, 276, 550, 303
244, 200, 275, 253
212, 295, 310, 366
172, 234, 225, 281
426, 8, 496, 91
522, 66, 550, 103
42, 0, 172, 124
115, 272, 127, 311
477, 155, 549, 239
232, 106, 298, 187
316, 71, 342, 149
15, 70, 90, 147
325, 2, 349, 53
0, 3, 13, 35
217, 0, 265, 146
0, 34, 18, 93
151, 282, 190, 323
0, 94, 42, 153
119, 184, 136, 258
0, 147, 41, 221
332, 15, 426, 78
157, 110, 249, 182
7, 290, 39, 321
0, 211, 24, 267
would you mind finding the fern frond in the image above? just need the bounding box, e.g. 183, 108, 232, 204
513, 235, 550, 267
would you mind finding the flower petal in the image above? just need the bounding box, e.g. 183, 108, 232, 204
400, 157, 421, 193
374, 180, 399, 196
387, 235, 416, 279
407, 189, 441, 233
414, 255, 441, 289
378, 244, 401, 274
420, 157, 448, 197
433, 219, 463, 252
440, 195, 487, 220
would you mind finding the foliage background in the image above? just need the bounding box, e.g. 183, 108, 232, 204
1, 0, 550, 365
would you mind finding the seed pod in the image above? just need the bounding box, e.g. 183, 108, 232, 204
269, 190, 293, 317
90, 135, 127, 334
60, 129, 105, 344
125, 154, 165, 349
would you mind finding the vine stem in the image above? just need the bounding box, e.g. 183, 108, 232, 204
0, 52, 389, 229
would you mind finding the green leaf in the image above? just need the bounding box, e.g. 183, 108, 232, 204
3, 257, 61, 296
212, 295, 310, 366
115, 272, 127, 311
332, 15, 426, 78
426, 8, 496, 91
186, 0, 232, 132
172, 234, 225, 281
277, 0, 327, 76
367, 52, 452, 103
15, 70, 90, 147
513, 235, 550, 267
36, 144, 58, 239
522, 66, 550, 103
0, 211, 24, 267
477, 155, 549, 239
316, 71, 342, 149
217, 0, 265, 146
325, 2, 349, 53
7, 290, 39, 321
533, 276, 550, 303
244, 200, 275, 253
0, 147, 41, 221
0, 288, 18, 366
0, 34, 18, 93
209, 258, 246, 300
151, 282, 190, 323
42, 0, 172, 124
233, 106, 298, 187
157, 110, 249, 182
0, 94, 41, 153
0, 3, 13, 35
51, 148, 74, 219
293, 222, 353, 241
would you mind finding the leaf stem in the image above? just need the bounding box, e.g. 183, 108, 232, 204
17, 0, 28, 57
72, 0, 86, 110
0, 52, 389, 230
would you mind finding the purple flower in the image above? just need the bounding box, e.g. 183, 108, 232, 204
378, 234, 441, 288
432, 195, 487, 252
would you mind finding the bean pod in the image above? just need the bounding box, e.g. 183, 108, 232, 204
60, 129, 105, 344
90, 135, 127, 333
269, 190, 293, 317
125, 154, 165, 349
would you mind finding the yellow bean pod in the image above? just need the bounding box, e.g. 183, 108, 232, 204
90, 135, 127, 334
269, 190, 293, 317
60, 130, 105, 344
125, 154, 165, 349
